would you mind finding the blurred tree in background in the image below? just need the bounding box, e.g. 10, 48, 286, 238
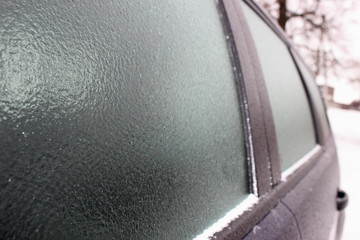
256, 0, 360, 104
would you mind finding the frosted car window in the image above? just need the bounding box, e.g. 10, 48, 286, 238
0, 0, 248, 239
293, 53, 331, 140
240, 2, 316, 171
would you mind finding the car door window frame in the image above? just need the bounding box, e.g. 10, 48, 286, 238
195, 1, 282, 239
240, 0, 329, 181
194, 1, 276, 238
290, 48, 332, 144
220, 0, 277, 197
199, 0, 333, 239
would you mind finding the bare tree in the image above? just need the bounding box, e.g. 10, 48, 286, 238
256, 0, 357, 88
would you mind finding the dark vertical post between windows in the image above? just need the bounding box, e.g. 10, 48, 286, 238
221, 0, 281, 194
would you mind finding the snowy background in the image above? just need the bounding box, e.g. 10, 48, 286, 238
328, 107, 360, 240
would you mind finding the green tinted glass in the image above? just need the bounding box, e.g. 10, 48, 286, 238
0, 0, 248, 239
241, 2, 316, 171
293, 53, 331, 140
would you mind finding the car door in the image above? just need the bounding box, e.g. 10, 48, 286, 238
0, 0, 344, 239
1, 0, 252, 239
206, 0, 344, 239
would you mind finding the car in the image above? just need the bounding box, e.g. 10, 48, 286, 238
0, 0, 347, 239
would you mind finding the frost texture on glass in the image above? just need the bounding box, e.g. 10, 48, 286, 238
0, 0, 247, 239
293, 54, 331, 140
240, 2, 316, 171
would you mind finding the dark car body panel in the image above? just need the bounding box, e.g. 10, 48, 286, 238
281, 140, 340, 240
244, 202, 302, 240
243, 140, 340, 240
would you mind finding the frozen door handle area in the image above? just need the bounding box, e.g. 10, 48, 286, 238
337, 189, 348, 211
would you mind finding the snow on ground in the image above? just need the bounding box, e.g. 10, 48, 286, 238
328, 107, 360, 240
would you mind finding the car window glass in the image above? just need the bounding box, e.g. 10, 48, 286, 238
240, 2, 316, 171
0, 0, 248, 239
293, 53, 331, 140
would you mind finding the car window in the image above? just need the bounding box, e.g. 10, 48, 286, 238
240, 2, 316, 171
293, 52, 331, 141
0, 0, 248, 239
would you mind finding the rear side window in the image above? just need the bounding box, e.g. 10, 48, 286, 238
240, 2, 316, 171
293, 53, 331, 140
0, 0, 247, 239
